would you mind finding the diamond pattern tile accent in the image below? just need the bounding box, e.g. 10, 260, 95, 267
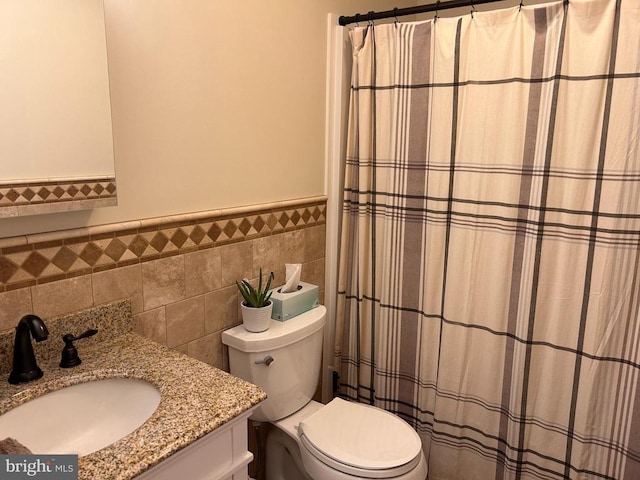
0, 178, 117, 210
254, 216, 266, 233
278, 213, 290, 227
170, 229, 188, 249
6, 190, 20, 202
128, 236, 149, 257
190, 226, 206, 245
266, 214, 278, 230
150, 232, 169, 252
80, 243, 104, 267
105, 238, 128, 261
38, 187, 51, 200
207, 224, 223, 242
0, 199, 325, 289
238, 218, 252, 236
0, 257, 19, 284
22, 251, 49, 277
223, 221, 237, 239
22, 189, 36, 201
51, 247, 77, 272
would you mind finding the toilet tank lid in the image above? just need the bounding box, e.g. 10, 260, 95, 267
221, 305, 326, 353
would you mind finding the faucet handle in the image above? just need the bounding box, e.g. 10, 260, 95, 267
64, 329, 98, 344
60, 329, 98, 368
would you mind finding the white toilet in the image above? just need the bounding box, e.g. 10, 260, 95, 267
221, 305, 428, 480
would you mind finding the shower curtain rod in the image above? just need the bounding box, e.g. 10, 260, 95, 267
338, 0, 508, 26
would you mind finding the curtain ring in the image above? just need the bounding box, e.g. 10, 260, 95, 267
435, 0, 440, 21
519, 0, 524, 11
393, 7, 399, 27
367, 10, 375, 27
470, 0, 476, 18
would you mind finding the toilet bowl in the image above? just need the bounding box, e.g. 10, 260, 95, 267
221, 305, 428, 480
270, 399, 427, 480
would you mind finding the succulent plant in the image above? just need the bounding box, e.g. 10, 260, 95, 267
236, 268, 275, 308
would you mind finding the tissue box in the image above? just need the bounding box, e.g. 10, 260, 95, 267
269, 281, 319, 321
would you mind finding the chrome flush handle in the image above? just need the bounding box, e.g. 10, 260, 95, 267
254, 355, 274, 366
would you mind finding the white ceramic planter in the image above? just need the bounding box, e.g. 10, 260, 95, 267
241, 301, 273, 333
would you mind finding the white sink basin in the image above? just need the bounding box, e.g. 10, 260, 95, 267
0, 378, 161, 456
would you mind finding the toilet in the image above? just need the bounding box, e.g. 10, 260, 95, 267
221, 305, 428, 480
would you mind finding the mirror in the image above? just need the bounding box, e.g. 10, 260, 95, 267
0, 0, 116, 217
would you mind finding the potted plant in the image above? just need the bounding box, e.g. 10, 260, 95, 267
236, 268, 275, 332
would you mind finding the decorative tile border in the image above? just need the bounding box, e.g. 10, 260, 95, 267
0, 197, 326, 292
0, 177, 117, 218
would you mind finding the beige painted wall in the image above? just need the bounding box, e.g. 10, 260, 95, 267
0, 0, 414, 239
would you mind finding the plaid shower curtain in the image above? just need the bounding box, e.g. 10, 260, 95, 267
334, 0, 640, 479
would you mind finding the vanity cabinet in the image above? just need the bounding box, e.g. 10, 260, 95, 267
134, 408, 255, 480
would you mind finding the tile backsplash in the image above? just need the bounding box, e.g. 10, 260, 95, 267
0, 299, 132, 374
0, 197, 326, 372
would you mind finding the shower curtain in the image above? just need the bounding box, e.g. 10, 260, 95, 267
334, 0, 640, 479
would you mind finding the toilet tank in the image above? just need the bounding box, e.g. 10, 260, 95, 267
222, 306, 326, 422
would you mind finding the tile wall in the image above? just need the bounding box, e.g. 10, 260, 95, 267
0, 197, 326, 372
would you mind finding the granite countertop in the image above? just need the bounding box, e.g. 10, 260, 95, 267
0, 301, 266, 480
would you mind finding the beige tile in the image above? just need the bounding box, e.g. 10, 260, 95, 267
186, 332, 224, 369
252, 235, 281, 277
184, 248, 222, 297
0, 289, 33, 333
0, 235, 27, 249
205, 285, 239, 333
17, 203, 52, 216
304, 225, 326, 263
142, 256, 186, 310
220, 242, 253, 287
280, 196, 326, 209
88, 220, 140, 236
165, 296, 205, 348
0, 205, 19, 218
302, 258, 325, 289
271, 270, 286, 289
27, 228, 85, 245
92, 264, 143, 313
1, 200, 326, 294
280, 230, 305, 264
31, 276, 93, 319
133, 307, 167, 345
220, 203, 263, 218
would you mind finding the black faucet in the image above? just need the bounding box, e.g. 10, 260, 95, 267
9, 314, 49, 384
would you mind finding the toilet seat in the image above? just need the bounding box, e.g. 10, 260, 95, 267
298, 398, 423, 478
